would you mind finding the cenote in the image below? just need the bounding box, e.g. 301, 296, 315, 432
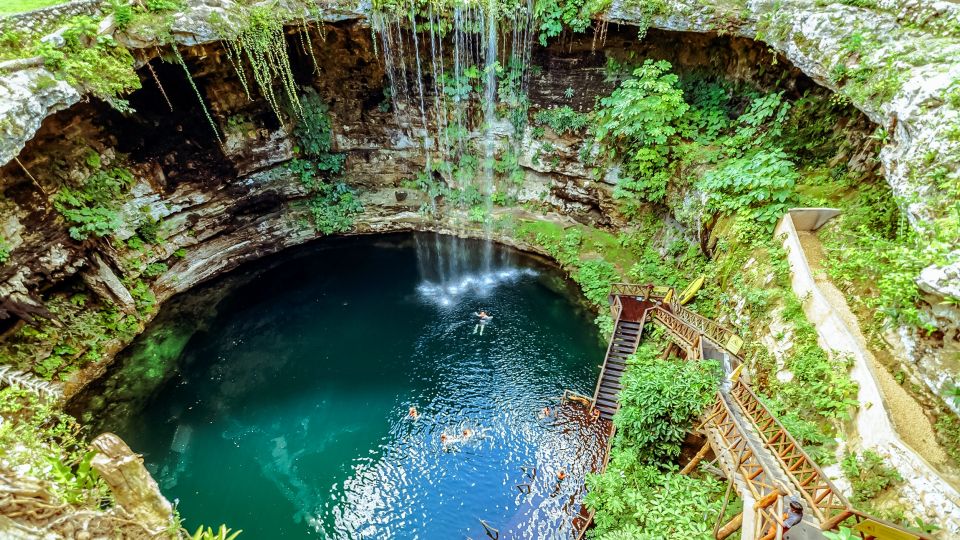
77, 233, 607, 539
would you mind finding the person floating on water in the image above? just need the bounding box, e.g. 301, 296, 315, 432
473, 310, 493, 335
551, 469, 567, 497
408, 406, 419, 420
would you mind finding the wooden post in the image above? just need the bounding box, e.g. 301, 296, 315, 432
681, 441, 712, 475
715, 512, 743, 540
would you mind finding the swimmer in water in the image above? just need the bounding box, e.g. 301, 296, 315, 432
542, 406, 552, 418
473, 310, 493, 335
590, 407, 600, 423
462, 428, 474, 441
408, 406, 419, 420
551, 469, 568, 497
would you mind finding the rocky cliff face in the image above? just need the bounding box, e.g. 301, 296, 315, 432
0, 13, 834, 387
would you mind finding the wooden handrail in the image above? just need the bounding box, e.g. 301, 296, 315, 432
587, 283, 931, 540
729, 379, 850, 523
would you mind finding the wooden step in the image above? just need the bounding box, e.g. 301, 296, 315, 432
596, 402, 618, 413
598, 391, 619, 402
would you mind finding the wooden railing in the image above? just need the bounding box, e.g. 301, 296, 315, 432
669, 301, 744, 357
581, 284, 930, 540
728, 381, 929, 539
729, 380, 851, 526
649, 307, 700, 356
703, 393, 787, 540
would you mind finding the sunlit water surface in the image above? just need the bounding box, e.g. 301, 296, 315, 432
79, 234, 606, 539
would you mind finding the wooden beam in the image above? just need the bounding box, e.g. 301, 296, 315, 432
681, 442, 712, 475
715, 512, 743, 540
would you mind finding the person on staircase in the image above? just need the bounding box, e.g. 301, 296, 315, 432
783, 497, 804, 533
767, 497, 804, 539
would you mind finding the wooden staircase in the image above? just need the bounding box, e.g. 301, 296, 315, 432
591, 313, 644, 421
575, 283, 930, 540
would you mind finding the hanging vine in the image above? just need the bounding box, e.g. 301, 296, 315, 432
145, 57, 173, 112
217, 5, 304, 123
172, 46, 222, 144
298, 16, 320, 74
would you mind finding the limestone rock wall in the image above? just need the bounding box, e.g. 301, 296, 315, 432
606, 0, 960, 294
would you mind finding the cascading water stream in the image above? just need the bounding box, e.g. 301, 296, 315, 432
480, 0, 498, 273
371, 1, 539, 286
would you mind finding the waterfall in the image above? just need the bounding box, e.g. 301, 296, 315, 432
480, 0, 498, 272
370, 1, 540, 291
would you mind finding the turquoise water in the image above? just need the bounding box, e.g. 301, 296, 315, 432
81, 234, 606, 539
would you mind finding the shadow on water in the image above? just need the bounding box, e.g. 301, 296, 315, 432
73, 233, 608, 539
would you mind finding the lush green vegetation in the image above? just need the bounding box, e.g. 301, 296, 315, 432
0, 235, 10, 264
593, 60, 688, 207
614, 343, 722, 462
52, 153, 135, 240
532, 0, 610, 45
584, 343, 726, 538
289, 90, 363, 234
0, 386, 111, 506
533, 105, 590, 135
212, 5, 303, 122
592, 60, 802, 224
0, 0, 64, 15
841, 450, 902, 505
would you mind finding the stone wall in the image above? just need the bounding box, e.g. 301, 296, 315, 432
0, 0, 103, 32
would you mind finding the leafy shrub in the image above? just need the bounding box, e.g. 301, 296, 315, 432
533, 0, 611, 46
573, 259, 619, 306
0, 235, 9, 264
841, 450, 901, 503
54, 165, 135, 240
307, 182, 363, 235
37, 16, 139, 106
0, 387, 111, 507
533, 105, 590, 134
189, 524, 242, 540
143, 262, 168, 278
585, 459, 724, 539
593, 60, 688, 204
294, 88, 337, 160
135, 212, 163, 245
614, 344, 721, 463
698, 148, 799, 224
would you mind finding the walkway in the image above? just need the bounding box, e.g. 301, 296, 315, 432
574, 284, 929, 540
